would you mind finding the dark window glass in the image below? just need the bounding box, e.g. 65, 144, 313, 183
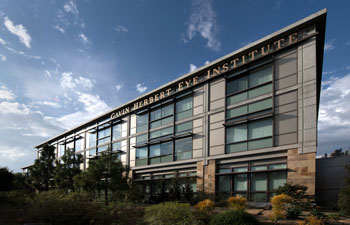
227, 76, 248, 95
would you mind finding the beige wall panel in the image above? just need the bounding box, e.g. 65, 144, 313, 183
130, 137, 136, 145
304, 95, 316, 107
303, 66, 317, 82
303, 128, 317, 143
193, 127, 202, 134
303, 105, 317, 129
210, 98, 225, 111
210, 128, 225, 147
275, 110, 298, 135
193, 105, 204, 115
275, 74, 297, 91
210, 121, 224, 130
302, 41, 316, 70
275, 47, 297, 59
193, 136, 203, 149
193, 118, 203, 128
130, 160, 135, 167
130, 148, 135, 161
303, 83, 317, 99
210, 145, 225, 156
193, 149, 203, 158
275, 132, 298, 146
275, 52, 297, 79
275, 90, 297, 107
275, 102, 297, 114
210, 111, 225, 124
194, 90, 204, 107
210, 79, 225, 102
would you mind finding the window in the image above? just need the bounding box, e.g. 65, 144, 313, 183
150, 104, 173, 129
175, 137, 193, 160
176, 97, 193, 121
113, 121, 127, 140
136, 113, 148, 133
98, 127, 110, 146
149, 142, 173, 165
217, 162, 287, 202
97, 145, 108, 154
88, 132, 96, 148
175, 121, 193, 134
136, 147, 148, 166
226, 118, 273, 153
58, 144, 65, 157
150, 127, 173, 140
226, 64, 273, 105
75, 139, 82, 151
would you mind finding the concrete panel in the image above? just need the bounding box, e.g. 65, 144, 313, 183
303, 42, 316, 70
210, 145, 225, 156
303, 66, 317, 82
210, 79, 225, 102
275, 132, 298, 146
193, 127, 202, 134
193, 136, 203, 149
210, 121, 224, 130
275, 102, 297, 114
275, 110, 298, 135
210, 111, 225, 124
130, 148, 135, 160
303, 145, 317, 153
275, 74, 298, 90
194, 90, 204, 107
130, 114, 136, 128
276, 47, 297, 59
275, 90, 298, 107
130, 137, 136, 145
130, 160, 135, 167
193, 149, 203, 158
304, 95, 316, 107
303, 128, 317, 143
193, 105, 204, 115
210, 98, 225, 111
210, 128, 225, 147
121, 154, 126, 163
303, 83, 317, 99
275, 52, 297, 79
130, 127, 136, 135
193, 118, 203, 128
303, 105, 317, 129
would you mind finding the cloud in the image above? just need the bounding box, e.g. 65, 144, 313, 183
0, 102, 31, 115
0, 85, 16, 100
5, 46, 41, 60
204, 60, 210, 65
136, 83, 147, 93
75, 76, 93, 90
79, 33, 90, 45
63, 0, 79, 16
44, 70, 52, 78
60, 72, 76, 89
34, 101, 61, 108
52, 24, 65, 34
184, 0, 221, 51
3, 17, 32, 48
115, 84, 122, 90
318, 74, 350, 154
0, 37, 7, 45
0, 146, 29, 161
324, 39, 335, 51
0, 54, 6, 62
189, 64, 197, 72
114, 25, 128, 32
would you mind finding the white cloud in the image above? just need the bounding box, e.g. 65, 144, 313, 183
189, 64, 197, 72
115, 84, 122, 90
136, 83, 147, 93
114, 25, 128, 32
44, 70, 52, 78
79, 33, 90, 45
0, 54, 6, 62
0, 146, 29, 161
35, 101, 61, 108
0, 85, 15, 100
63, 0, 79, 16
0, 37, 7, 45
75, 76, 93, 90
5, 46, 41, 60
204, 60, 210, 65
324, 39, 335, 51
318, 74, 350, 154
60, 72, 76, 89
0, 102, 31, 115
4, 17, 32, 48
52, 24, 65, 34
184, 0, 221, 51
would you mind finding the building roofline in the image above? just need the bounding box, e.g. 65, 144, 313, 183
35, 9, 327, 149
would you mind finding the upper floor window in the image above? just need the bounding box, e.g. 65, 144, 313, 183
136, 113, 148, 133
113, 121, 127, 140
150, 104, 173, 129
176, 96, 193, 121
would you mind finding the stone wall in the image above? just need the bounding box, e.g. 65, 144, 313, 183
196, 160, 216, 194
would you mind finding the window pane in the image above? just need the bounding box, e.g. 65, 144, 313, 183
176, 97, 192, 113
226, 142, 247, 153
136, 134, 147, 145
248, 119, 272, 139
150, 120, 161, 129
269, 171, 286, 190
248, 83, 273, 98
89, 148, 96, 156
161, 117, 173, 126
113, 124, 122, 140
251, 193, 267, 202
176, 110, 192, 121
112, 142, 121, 151
218, 175, 230, 192
150, 108, 161, 121
88, 133, 96, 148
249, 65, 272, 88
175, 151, 192, 160
137, 113, 148, 125
97, 137, 109, 145
251, 173, 267, 191
98, 128, 110, 139
219, 168, 231, 173
136, 158, 147, 166
136, 147, 147, 159
150, 130, 161, 139
162, 104, 173, 117
251, 165, 267, 171
248, 98, 272, 114
98, 145, 108, 153
226, 106, 247, 119
227, 92, 248, 105
248, 137, 273, 150
161, 127, 173, 136
233, 167, 248, 172
150, 144, 160, 157
75, 139, 82, 151
227, 76, 248, 95
136, 124, 148, 133
268, 164, 287, 169
226, 124, 247, 143
161, 142, 172, 155
149, 157, 160, 165
161, 155, 172, 163
176, 121, 193, 134
234, 174, 247, 191
175, 137, 192, 153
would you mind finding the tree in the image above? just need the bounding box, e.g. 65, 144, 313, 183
331, 148, 349, 157
74, 149, 128, 205
0, 167, 14, 191
54, 148, 83, 193
339, 165, 350, 214
28, 144, 56, 192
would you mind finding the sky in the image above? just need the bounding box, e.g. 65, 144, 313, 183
0, 0, 349, 172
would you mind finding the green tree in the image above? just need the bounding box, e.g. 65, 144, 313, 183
0, 167, 14, 191
54, 148, 83, 192
28, 144, 56, 192
339, 165, 350, 215
331, 148, 349, 157
74, 149, 128, 205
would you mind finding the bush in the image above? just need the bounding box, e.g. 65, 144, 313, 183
297, 215, 324, 225
144, 202, 198, 225
210, 210, 261, 225
276, 183, 311, 209
286, 205, 301, 219
338, 183, 350, 215
227, 195, 247, 210
194, 199, 215, 224
310, 208, 324, 219
270, 194, 292, 224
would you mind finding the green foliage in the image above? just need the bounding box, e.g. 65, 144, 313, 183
310, 208, 324, 219
338, 164, 350, 215
144, 202, 198, 225
330, 148, 348, 157
276, 182, 311, 209
327, 213, 340, 220
54, 148, 83, 192
28, 144, 56, 192
0, 190, 34, 207
210, 209, 261, 225
286, 205, 301, 219
0, 167, 14, 191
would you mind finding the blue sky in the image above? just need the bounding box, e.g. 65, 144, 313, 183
0, 0, 349, 172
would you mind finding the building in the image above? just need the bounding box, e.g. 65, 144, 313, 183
32, 9, 327, 202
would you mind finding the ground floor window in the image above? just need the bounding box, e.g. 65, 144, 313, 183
217, 162, 287, 202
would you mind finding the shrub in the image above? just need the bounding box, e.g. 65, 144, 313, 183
194, 199, 215, 224
144, 202, 198, 225
285, 205, 301, 219
338, 183, 350, 215
227, 195, 247, 210
210, 209, 261, 225
276, 183, 311, 209
327, 213, 340, 220
270, 194, 292, 224
310, 208, 324, 219
297, 215, 324, 225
